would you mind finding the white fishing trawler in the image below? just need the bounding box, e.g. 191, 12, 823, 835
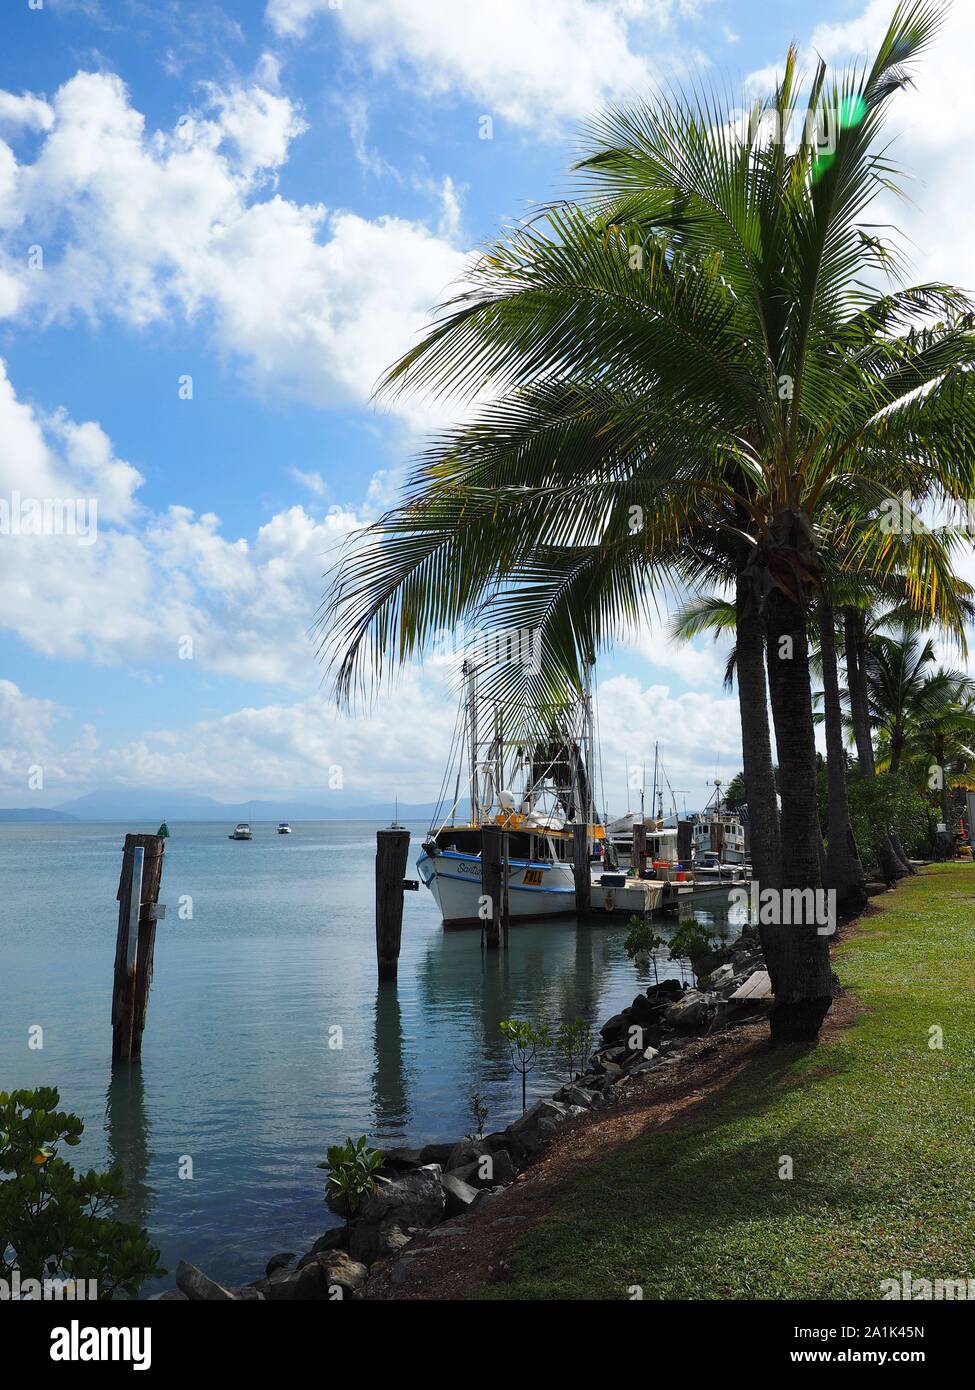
690, 780, 748, 873
417, 665, 690, 925
417, 664, 604, 926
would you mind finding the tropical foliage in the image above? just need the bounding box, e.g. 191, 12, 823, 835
0, 1087, 164, 1298
322, 2, 975, 1042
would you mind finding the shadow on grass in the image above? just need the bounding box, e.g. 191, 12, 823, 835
486, 1039, 892, 1300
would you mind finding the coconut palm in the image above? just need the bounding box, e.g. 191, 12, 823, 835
911, 684, 975, 833
322, 2, 975, 1041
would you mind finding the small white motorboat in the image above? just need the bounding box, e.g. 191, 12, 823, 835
276, 822, 292, 835
692, 851, 746, 881
229, 822, 252, 840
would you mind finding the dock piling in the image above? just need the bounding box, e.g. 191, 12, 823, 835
573, 822, 591, 913
480, 825, 502, 950
677, 818, 693, 866
501, 829, 511, 947
632, 820, 648, 879
112, 832, 166, 1062
376, 828, 411, 981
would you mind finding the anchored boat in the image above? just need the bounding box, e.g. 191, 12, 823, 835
229, 822, 252, 840
417, 663, 606, 926
417, 664, 689, 926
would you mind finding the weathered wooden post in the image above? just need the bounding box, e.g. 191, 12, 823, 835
112, 832, 165, 1062
573, 822, 591, 913
480, 824, 502, 950
632, 820, 647, 879
376, 828, 410, 981
501, 829, 511, 948
677, 819, 693, 866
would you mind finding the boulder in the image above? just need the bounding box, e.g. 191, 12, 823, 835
454, 1146, 517, 1188
348, 1166, 446, 1266
264, 1251, 295, 1280
149, 1289, 188, 1301
470, 1187, 504, 1211
446, 1138, 490, 1171
505, 1098, 569, 1154
317, 1251, 368, 1298
175, 1260, 238, 1301
389, 1253, 422, 1285
599, 1010, 630, 1041
296, 1229, 346, 1268
646, 979, 683, 1002
482, 1131, 518, 1155
419, 1142, 456, 1166
450, 1143, 514, 1187
704, 963, 735, 990
558, 1084, 597, 1109
663, 990, 714, 1031
441, 1171, 479, 1217
267, 1250, 367, 1300
629, 993, 662, 1027
349, 1215, 414, 1267
357, 1166, 445, 1227
381, 1146, 428, 1170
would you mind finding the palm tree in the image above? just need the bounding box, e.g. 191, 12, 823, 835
912, 683, 975, 836
867, 628, 962, 773
323, 2, 975, 1041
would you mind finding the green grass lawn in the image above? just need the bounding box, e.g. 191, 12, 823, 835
482, 865, 975, 1300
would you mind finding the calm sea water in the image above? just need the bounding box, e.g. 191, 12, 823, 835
0, 820, 733, 1290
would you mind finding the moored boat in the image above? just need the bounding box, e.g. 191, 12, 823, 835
229, 822, 252, 840
418, 663, 604, 927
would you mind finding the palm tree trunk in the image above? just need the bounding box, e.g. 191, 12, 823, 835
735, 573, 783, 985
843, 607, 874, 773
735, 577, 781, 889
764, 576, 833, 1043
843, 606, 908, 883
818, 600, 867, 916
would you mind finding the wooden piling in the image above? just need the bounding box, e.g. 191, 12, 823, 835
677, 818, 693, 865
112, 832, 165, 1062
632, 820, 647, 879
573, 822, 591, 913
480, 825, 502, 950
376, 828, 410, 981
501, 829, 511, 948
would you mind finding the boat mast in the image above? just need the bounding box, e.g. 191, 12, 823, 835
583, 664, 595, 849
465, 661, 479, 825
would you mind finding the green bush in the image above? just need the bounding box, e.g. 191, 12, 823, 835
0, 1087, 164, 1298
318, 1136, 386, 1236
847, 772, 933, 865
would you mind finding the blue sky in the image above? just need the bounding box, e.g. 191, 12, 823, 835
1, 0, 973, 811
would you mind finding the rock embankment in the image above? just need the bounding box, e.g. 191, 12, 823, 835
157, 930, 770, 1301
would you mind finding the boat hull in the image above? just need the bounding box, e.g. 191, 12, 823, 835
417, 850, 576, 928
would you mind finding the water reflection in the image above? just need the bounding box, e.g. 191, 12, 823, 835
104, 1065, 153, 1232
371, 984, 411, 1136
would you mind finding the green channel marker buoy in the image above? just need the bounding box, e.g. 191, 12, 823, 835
157, 821, 170, 838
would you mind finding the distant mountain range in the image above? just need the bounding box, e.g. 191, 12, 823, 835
0, 789, 465, 824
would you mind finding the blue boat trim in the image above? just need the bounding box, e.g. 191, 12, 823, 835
416, 851, 576, 894
436, 848, 557, 871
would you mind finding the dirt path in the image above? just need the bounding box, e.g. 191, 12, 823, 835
365, 992, 860, 1300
